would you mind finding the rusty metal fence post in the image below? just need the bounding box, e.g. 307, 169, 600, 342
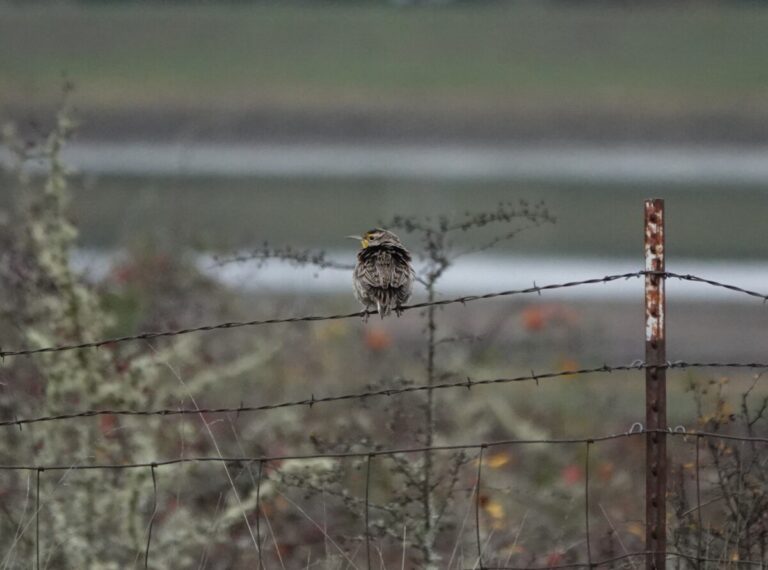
644, 199, 667, 569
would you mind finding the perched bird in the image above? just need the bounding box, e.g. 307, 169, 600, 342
348, 229, 414, 319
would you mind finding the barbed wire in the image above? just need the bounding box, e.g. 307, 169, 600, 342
665, 271, 768, 303
0, 270, 766, 360
2, 428, 765, 472
3, 360, 766, 430
476, 550, 766, 569
0, 271, 645, 358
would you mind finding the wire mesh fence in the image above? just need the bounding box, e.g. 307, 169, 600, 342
7, 425, 768, 569
2, 200, 768, 569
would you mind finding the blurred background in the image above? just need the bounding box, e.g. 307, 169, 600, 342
2, 0, 768, 358
1, 2, 768, 568
1, 3, 767, 243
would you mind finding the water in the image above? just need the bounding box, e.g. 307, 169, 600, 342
2, 141, 767, 263
4, 142, 768, 184
73, 250, 768, 303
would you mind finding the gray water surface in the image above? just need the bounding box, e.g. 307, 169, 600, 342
5, 142, 768, 184
3, 141, 767, 261
74, 249, 768, 302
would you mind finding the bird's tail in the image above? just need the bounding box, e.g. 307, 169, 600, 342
376, 301, 391, 318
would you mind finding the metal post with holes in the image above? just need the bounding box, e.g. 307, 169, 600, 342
644, 199, 667, 570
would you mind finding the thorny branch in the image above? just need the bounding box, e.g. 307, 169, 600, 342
213, 244, 354, 271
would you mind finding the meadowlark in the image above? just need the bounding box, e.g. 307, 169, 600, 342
348, 229, 414, 319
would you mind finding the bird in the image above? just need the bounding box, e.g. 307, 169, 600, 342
348, 229, 414, 320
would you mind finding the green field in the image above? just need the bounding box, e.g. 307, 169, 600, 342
1, 172, 765, 259
2, 3, 768, 115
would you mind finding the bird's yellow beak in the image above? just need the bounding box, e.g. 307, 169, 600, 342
346, 235, 368, 248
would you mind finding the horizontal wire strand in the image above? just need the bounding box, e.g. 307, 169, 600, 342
3, 360, 767, 429
0, 428, 765, 472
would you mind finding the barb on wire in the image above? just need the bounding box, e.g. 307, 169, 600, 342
0, 271, 647, 359
0, 428, 765, 473
4, 361, 767, 430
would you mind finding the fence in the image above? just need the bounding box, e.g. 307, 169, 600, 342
2, 199, 768, 569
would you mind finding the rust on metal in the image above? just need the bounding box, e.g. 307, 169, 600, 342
644, 199, 667, 570
644, 201, 665, 343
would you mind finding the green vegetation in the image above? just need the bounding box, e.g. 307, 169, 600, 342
1, 3, 768, 112
1, 172, 765, 259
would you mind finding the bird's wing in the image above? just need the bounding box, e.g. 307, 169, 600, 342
356, 255, 381, 289
389, 257, 412, 291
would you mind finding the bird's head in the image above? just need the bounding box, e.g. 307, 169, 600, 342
346, 228, 403, 249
